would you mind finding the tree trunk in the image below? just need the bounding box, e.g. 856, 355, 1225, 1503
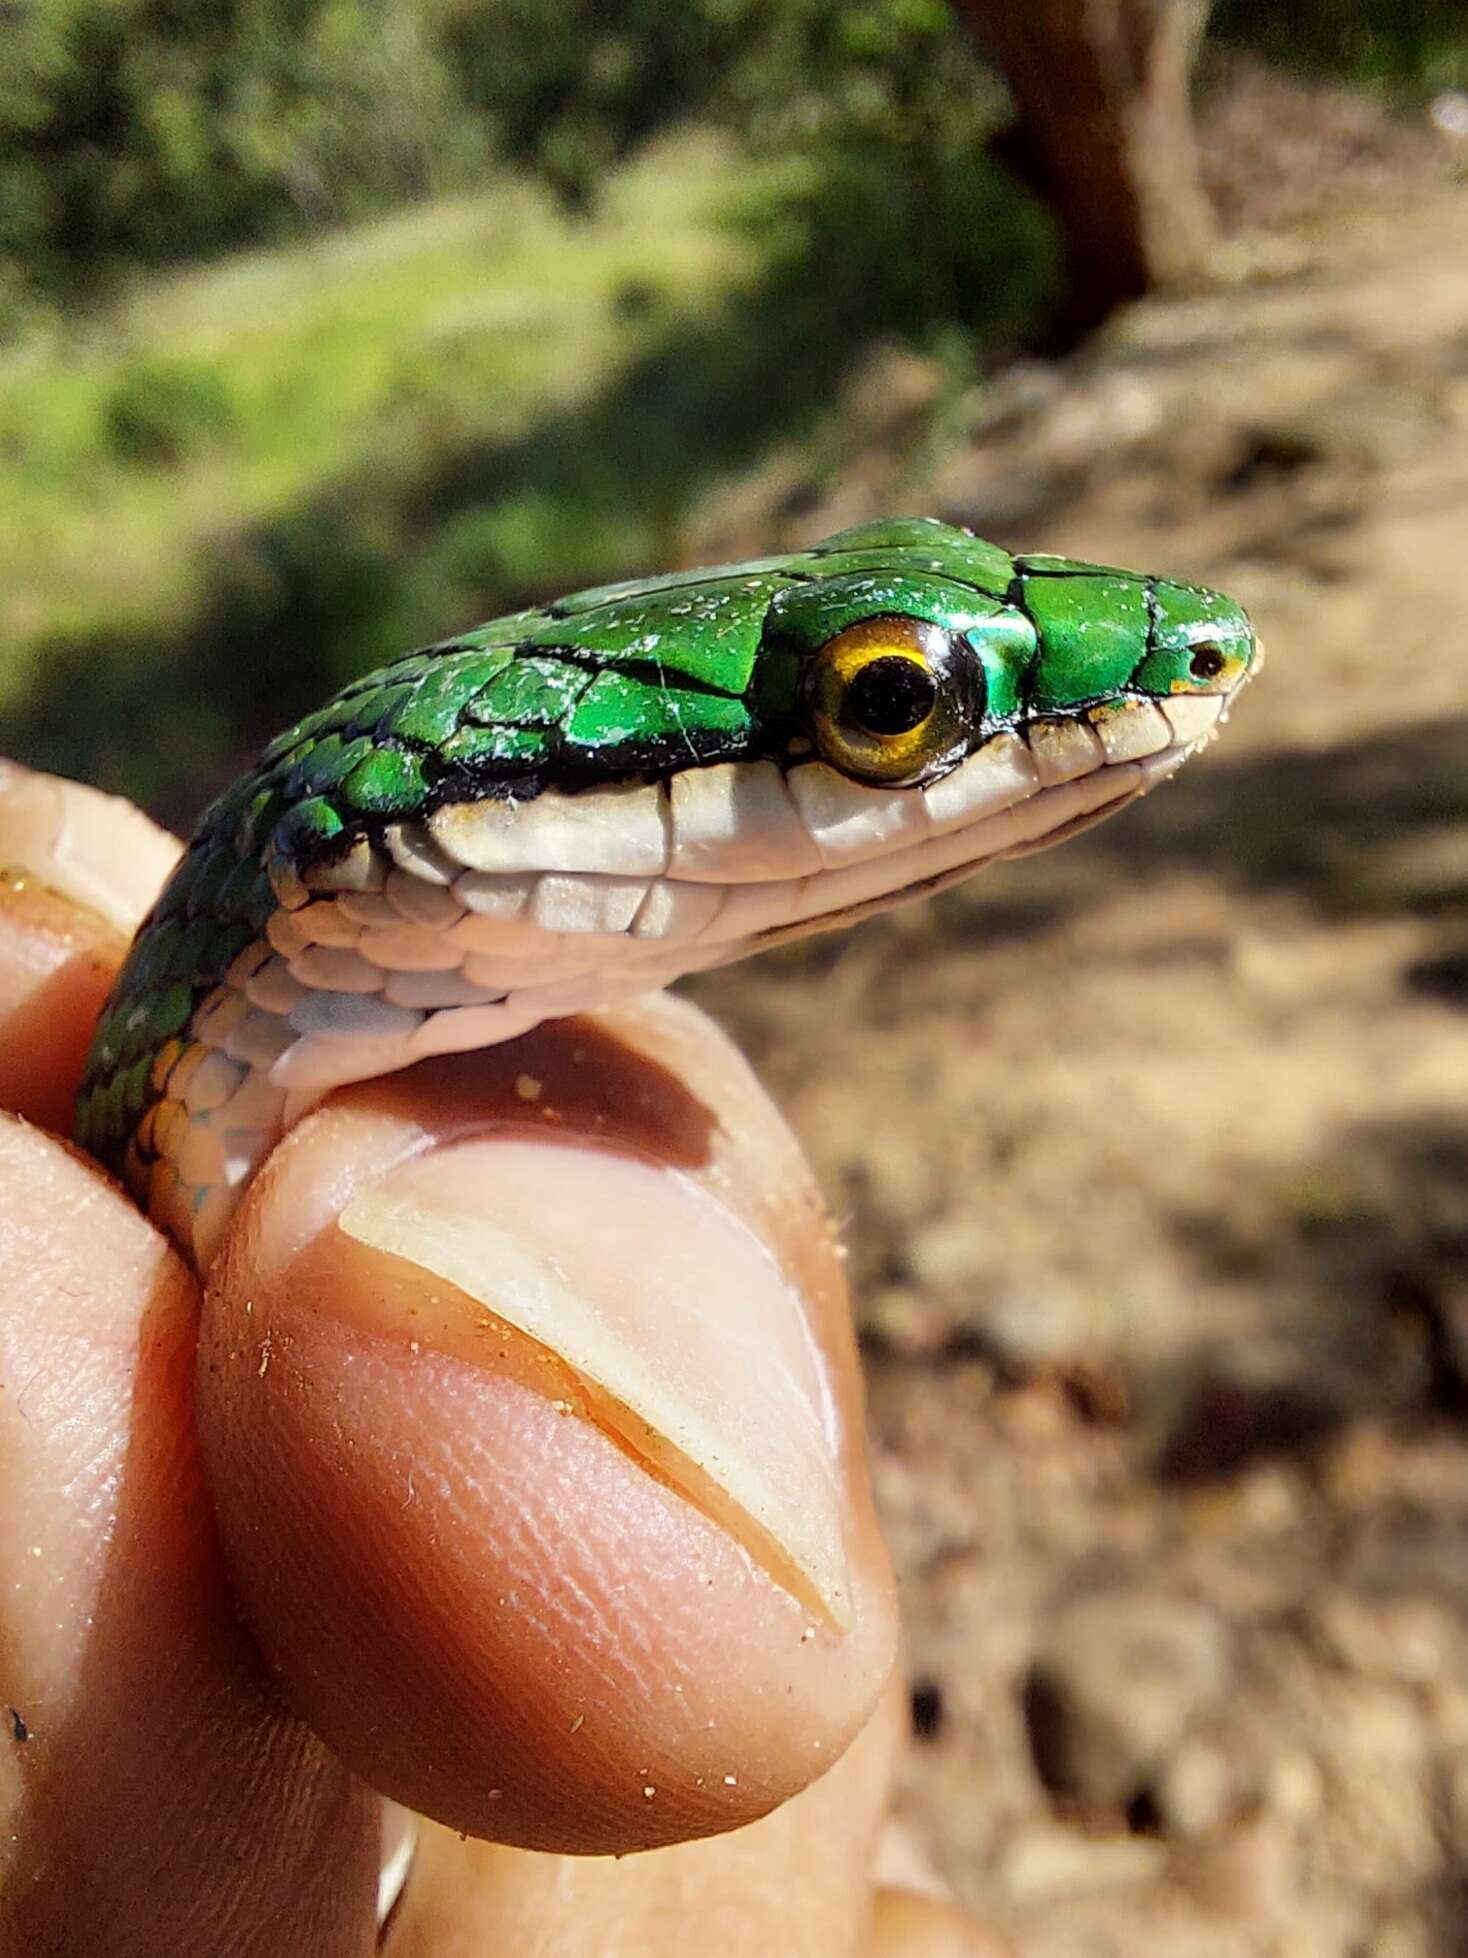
954, 0, 1217, 340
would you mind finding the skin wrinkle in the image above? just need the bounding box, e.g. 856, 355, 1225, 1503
462, 1349, 759, 1684
452, 1410, 631, 1675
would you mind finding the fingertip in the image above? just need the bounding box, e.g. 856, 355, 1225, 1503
0, 765, 181, 1129
0, 762, 182, 937
199, 1013, 899, 1852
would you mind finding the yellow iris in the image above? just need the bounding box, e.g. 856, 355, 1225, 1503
806, 616, 967, 786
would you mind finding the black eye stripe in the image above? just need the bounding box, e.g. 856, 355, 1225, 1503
844, 656, 937, 737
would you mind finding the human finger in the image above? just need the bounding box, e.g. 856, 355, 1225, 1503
200, 991, 901, 1854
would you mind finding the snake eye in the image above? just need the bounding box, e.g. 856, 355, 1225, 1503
844, 656, 937, 736
1189, 643, 1226, 681
803, 616, 981, 786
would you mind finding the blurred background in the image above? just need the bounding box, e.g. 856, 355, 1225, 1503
6, 4, 1468, 1950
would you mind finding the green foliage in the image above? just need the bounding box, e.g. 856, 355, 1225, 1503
446, 0, 1043, 344
103, 357, 237, 464
1, 0, 1042, 349
1213, 0, 1468, 94
0, 0, 486, 307
443, 0, 746, 210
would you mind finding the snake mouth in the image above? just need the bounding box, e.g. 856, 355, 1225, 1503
739, 741, 1182, 953
757, 680, 1245, 943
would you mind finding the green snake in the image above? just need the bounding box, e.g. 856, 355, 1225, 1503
75, 517, 1256, 1266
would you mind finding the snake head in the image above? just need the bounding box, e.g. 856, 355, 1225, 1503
748, 527, 1258, 801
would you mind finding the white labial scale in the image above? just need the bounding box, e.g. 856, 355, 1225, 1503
790, 761, 1147, 926
304, 835, 385, 894
429, 783, 672, 876
161, 735, 1202, 1258
384, 821, 460, 887
1159, 693, 1223, 745
1089, 698, 1172, 763
707, 877, 809, 942
996, 787, 1144, 861
786, 762, 931, 869
1137, 746, 1192, 790
626, 885, 720, 943
668, 762, 822, 882
999, 746, 1194, 860
1027, 717, 1107, 787
441, 910, 535, 958
922, 731, 1041, 832
452, 870, 537, 922
630, 879, 726, 942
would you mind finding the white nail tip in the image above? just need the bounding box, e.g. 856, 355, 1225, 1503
339, 1165, 852, 1627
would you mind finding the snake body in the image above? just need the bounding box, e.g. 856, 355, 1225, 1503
75, 518, 1256, 1264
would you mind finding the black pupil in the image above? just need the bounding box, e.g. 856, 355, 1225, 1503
845, 656, 937, 737
1189, 643, 1226, 680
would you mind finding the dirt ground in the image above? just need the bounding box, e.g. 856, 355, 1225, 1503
688, 99, 1468, 1958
